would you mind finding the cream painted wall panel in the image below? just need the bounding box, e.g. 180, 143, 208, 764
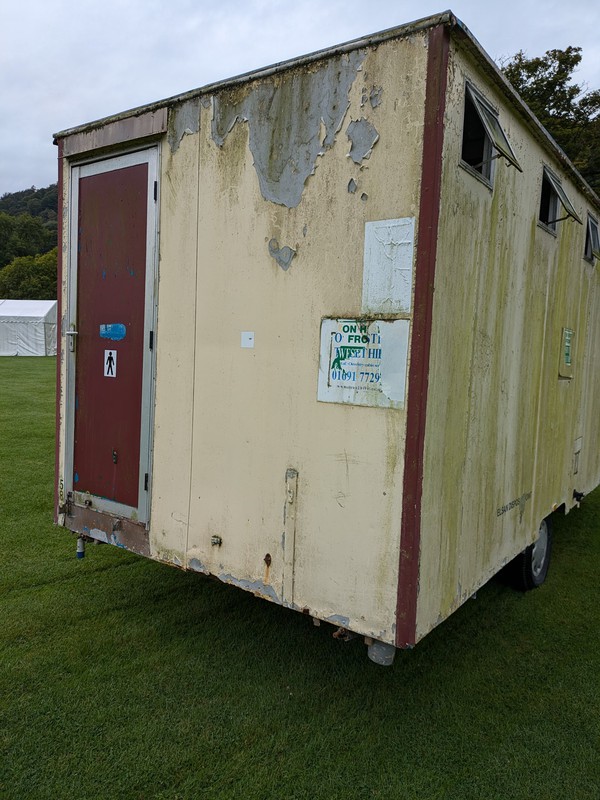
149, 131, 200, 564
185, 35, 428, 640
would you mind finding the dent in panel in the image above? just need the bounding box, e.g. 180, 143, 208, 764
211, 50, 365, 207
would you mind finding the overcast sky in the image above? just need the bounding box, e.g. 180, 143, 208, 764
1, 0, 599, 195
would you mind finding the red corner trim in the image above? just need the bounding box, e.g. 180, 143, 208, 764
396, 25, 450, 647
54, 141, 64, 523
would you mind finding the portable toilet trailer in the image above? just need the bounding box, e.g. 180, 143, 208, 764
54, 11, 600, 664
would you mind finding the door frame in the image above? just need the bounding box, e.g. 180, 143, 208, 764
65, 147, 159, 524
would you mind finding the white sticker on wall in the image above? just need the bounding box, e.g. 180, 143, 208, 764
317, 318, 409, 409
362, 217, 415, 314
104, 349, 117, 378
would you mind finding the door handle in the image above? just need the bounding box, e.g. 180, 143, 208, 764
65, 328, 78, 352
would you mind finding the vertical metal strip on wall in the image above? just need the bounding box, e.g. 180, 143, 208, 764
396, 24, 450, 647
54, 141, 64, 524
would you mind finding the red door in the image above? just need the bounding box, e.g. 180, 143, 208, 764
70, 153, 155, 515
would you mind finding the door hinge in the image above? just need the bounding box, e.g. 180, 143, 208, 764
149, 330, 154, 350
153, 181, 158, 202
144, 473, 149, 491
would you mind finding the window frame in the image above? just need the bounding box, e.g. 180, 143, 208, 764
584, 214, 600, 262
538, 166, 582, 233
460, 82, 522, 182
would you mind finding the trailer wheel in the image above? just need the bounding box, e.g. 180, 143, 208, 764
512, 516, 553, 591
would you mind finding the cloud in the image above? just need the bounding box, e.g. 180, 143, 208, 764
1, 0, 599, 193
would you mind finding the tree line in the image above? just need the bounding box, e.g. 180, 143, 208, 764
0, 47, 598, 300
502, 46, 600, 194
0, 184, 58, 299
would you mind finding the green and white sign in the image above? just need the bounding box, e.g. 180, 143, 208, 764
318, 318, 409, 409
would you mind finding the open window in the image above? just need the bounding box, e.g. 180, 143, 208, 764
461, 83, 522, 182
584, 214, 600, 262
539, 166, 582, 232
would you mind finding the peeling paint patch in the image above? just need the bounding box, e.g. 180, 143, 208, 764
369, 86, 383, 108
346, 118, 379, 164
90, 527, 109, 543
348, 178, 357, 194
189, 557, 209, 574
219, 573, 280, 603
110, 532, 127, 549
167, 98, 201, 153
361, 86, 383, 108
326, 614, 350, 627
211, 50, 365, 207
268, 238, 296, 270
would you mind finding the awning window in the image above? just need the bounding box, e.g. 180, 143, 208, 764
541, 166, 582, 226
585, 215, 600, 261
466, 84, 522, 173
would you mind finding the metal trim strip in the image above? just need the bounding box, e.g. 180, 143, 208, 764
54, 141, 64, 523
396, 24, 450, 648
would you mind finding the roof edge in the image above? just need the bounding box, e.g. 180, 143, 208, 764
52, 8, 599, 210
53, 10, 455, 141
451, 19, 600, 209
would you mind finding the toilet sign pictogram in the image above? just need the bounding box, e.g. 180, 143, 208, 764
104, 349, 117, 378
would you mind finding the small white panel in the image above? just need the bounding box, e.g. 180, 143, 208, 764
318, 318, 409, 409
104, 349, 117, 378
241, 331, 255, 349
362, 217, 415, 314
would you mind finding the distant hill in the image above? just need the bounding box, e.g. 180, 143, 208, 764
0, 184, 58, 232
0, 184, 58, 268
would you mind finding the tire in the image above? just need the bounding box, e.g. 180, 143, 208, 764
511, 516, 553, 591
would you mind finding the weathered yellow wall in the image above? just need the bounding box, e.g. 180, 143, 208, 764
148, 123, 201, 564
146, 34, 429, 641
417, 43, 600, 640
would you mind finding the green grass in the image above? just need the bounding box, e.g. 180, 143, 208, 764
1, 357, 599, 800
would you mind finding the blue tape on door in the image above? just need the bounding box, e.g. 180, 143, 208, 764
99, 323, 127, 341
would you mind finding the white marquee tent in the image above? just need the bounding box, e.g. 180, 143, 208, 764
0, 299, 57, 356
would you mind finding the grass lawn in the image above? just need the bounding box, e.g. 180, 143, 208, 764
1, 357, 599, 800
